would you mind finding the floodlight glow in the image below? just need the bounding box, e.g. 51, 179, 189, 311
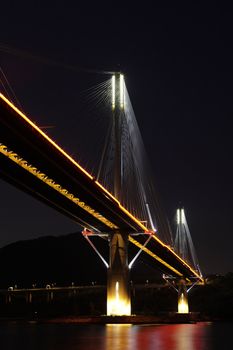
107, 281, 131, 315
178, 292, 189, 313
120, 74, 124, 109
112, 75, 115, 110
177, 209, 180, 224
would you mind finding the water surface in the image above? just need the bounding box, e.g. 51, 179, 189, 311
0, 321, 231, 349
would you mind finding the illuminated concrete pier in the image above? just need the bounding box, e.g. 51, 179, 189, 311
107, 232, 131, 315
26, 292, 32, 304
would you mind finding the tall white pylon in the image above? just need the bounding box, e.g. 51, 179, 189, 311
175, 208, 202, 277
107, 73, 131, 316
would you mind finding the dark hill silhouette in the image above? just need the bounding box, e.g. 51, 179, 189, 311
0, 232, 161, 289
1, 233, 233, 320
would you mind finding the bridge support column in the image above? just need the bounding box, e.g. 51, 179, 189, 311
46, 290, 54, 303
107, 231, 131, 315
6, 293, 12, 304
26, 292, 32, 304
177, 279, 189, 313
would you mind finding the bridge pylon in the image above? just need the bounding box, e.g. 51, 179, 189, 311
162, 208, 203, 314
107, 73, 131, 315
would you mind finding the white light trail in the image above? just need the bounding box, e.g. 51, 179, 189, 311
181, 208, 185, 224
177, 209, 180, 224
120, 74, 124, 109
112, 75, 115, 110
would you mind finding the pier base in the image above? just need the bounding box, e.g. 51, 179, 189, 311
178, 279, 189, 314
107, 232, 131, 316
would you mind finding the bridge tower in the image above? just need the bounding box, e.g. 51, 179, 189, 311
107, 74, 131, 315
175, 208, 202, 313
163, 208, 203, 314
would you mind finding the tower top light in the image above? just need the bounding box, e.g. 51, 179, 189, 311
112, 73, 125, 111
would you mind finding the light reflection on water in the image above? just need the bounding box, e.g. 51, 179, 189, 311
1, 321, 230, 350
105, 323, 211, 350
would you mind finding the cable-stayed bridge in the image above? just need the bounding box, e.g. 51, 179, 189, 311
0, 73, 203, 315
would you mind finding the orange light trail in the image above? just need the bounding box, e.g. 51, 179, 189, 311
0, 143, 118, 229
129, 236, 183, 276
0, 93, 93, 180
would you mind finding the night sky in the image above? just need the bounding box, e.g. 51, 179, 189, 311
0, 3, 232, 275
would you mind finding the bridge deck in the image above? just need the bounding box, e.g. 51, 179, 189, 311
0, 93, 203, 282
